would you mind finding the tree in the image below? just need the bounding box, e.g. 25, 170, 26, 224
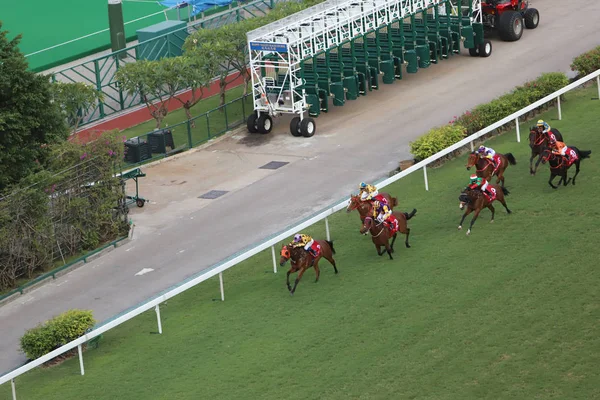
51, 82, 104, 134
0, 22, 69, 191
172, 56, 217, 126
219, 20, 259, 96
115, 60, 176, 129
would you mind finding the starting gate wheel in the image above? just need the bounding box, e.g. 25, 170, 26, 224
468, 47, 479, 57
247, 113, 258, 133
290, 117, 302, 137
257, 114, 273, 134
479, 40, 492, 58
300, 118, 316, 138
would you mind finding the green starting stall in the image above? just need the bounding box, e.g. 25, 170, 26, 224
246, 0, 490, 137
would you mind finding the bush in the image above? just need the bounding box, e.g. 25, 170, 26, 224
20, 309, 96, 360
409, 124, 467, 161
570, 45, 600, 77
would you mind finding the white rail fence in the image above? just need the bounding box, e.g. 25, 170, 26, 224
2, 69, 599, 397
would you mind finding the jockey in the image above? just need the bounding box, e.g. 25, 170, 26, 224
359, 182, 379, 201
290, 233, 318, 257
477, 145, 498, 170
372, 200, 397, 232
537, 120, 555, 140
549, 139, 570, 161
468, 174, 494, 200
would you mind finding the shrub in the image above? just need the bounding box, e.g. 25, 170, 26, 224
570, 45, 600, 77
20, 309, 96, 360
409, 124, 467, 161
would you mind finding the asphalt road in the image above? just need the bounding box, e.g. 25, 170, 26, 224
2, 0, 599, 376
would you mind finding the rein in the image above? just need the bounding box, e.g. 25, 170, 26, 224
363, 217, 385, 237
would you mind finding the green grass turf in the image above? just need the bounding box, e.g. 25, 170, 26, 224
2, 85, 599, 399
3, 0, 165, 71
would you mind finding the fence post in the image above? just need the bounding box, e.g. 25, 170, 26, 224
325, 217, 331, 241
271, 245, 278, 273
557, 96, 562, 120
77, 344, 85, 376
155, 304, 163, 334
515, 117, 521, 143
186, 120, 193, 149
219, 272, 225, 301
423, 165, 429, 191
11, 379, 16, 400
597, 75, 600, 100
470, 141, 474, 152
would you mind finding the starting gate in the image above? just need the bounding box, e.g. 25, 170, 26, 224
246, 0, 489, 137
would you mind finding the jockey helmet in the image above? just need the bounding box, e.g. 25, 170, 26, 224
293, 234, 302, 242
537, 120, 544, 126
469, 174, 478, 182
477, 146, 486, 153
359, 182, 367, 189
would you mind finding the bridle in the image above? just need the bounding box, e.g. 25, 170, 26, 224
362, 216, 385, 237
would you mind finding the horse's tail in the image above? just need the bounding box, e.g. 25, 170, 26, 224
500, 187, 510, 196
505, 153, 517, 165
325, 240, 336, 254
403, 208, 417, 220
580, 150, 592, 159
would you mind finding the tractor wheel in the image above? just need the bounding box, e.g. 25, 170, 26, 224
524, 8, 539, 29
257, 114, 273, 134
300, 118, 316, 138
479, 40, 492, 58
247, 113, 258, 133
498, 11, 524, 41
290, 117, 302, 137
469, 47, 479, 57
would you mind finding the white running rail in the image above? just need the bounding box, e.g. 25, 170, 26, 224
2, 69, 599, 398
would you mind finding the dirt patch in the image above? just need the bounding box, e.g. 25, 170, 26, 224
237, 131, 274, 147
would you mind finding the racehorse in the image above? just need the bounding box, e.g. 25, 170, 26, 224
458, 186, 511, 236
529, 126, 564, 176
346, 193, 398, 219
359, 205, 417, 259
466, 151, 517, 188
540, 146, 592, 189
280, 240, 338, 295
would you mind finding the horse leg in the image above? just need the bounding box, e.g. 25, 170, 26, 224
458, 208, 472, 230
375, 242, 384, 256
572, 162, 580, 185
467, 209, 482, 236
390, 232, 397, 251
529, 152, 536, 175
404, 229, 411, 248
534, 154, 543, 175
286, 267, 295, 292
563, 171, 571, 186
488, 204, 496, 223
313, 261, 321, 283
290, 266, 308, 295
548, 172, 558, 189
384, 239, 394, 260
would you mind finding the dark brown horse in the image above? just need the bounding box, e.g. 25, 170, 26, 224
466, 151, 516, 188
346, 193, 398, 219
529, 126, 564, 176
540, 146, 591, 189
280, 240, 338, 295
458, 185, 511, 236
359, 205, 417, 259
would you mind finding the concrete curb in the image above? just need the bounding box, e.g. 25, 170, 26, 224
0, 238, 132, 308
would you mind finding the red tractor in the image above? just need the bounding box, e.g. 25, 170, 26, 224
481, 0, 540, 42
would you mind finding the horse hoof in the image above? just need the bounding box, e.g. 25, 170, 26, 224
466, 230, 471, 236
458, 226, 462, 230
490, 220, 494, 223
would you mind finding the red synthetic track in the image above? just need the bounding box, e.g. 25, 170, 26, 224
72, 72, 246, 144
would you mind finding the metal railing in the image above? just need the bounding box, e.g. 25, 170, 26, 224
2, 69, 599, 398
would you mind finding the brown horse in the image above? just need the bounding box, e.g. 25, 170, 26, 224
458, 186, 511, 236
359, 205, 417, 259
529, 126, 564, 176
540, 146, 591, 189
465, 151, 516, 188
280, 240, 338, 295
346, 192, 398, 221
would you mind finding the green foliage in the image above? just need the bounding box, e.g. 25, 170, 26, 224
0, 130, 129, 291
20, 309, 96, 360
409, 124, 466, 161
51, 82, 104, 134
0, 22, 69, 191
570, 45, 600, 77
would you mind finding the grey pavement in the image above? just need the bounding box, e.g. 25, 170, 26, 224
2, 0, 599, 376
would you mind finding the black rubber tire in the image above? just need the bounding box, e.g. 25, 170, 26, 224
136, 199, 145, 208
498, 11, 524, 42
290, 117, 302, 137
300, 118, 316, 138
247, 113, 258, 133
468, 47, 479, 57
257, 114, 273, 134
524, 8, 539, 29
479, 40, 492, 58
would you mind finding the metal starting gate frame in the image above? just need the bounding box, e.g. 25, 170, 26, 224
246, 0, 486, 137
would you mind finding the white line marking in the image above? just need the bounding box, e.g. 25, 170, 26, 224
135, 268, 154, 276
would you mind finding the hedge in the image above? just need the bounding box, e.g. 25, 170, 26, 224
570, 45, 600, 78
409, 72, 569, 161
20, 309, 96, 361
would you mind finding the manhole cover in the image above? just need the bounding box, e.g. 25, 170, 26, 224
259, 161, 289, 170
198, 190, 229, 199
